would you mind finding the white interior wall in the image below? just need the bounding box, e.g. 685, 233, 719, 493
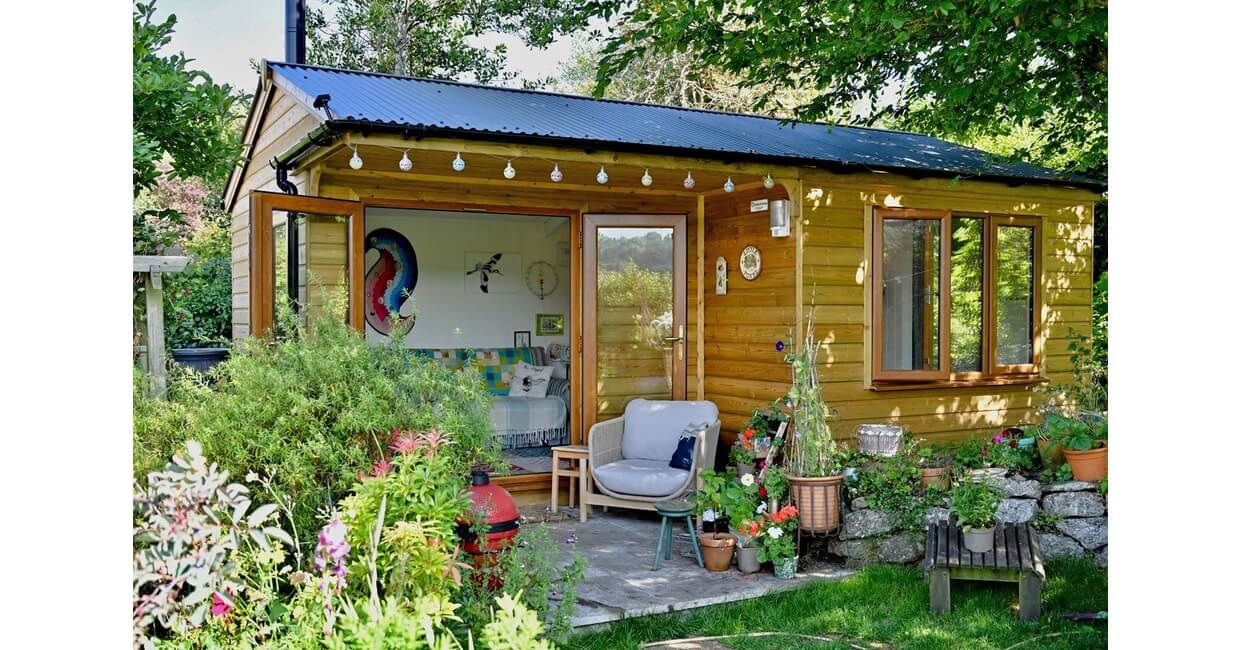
364, 208, 572, 350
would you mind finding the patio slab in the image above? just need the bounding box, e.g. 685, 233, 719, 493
523, 505, 856, 628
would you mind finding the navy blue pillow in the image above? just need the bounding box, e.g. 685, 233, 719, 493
669, 435, 696, 471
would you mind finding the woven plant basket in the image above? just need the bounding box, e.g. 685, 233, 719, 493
786, 474, 843, 533
856, 424, 905, 457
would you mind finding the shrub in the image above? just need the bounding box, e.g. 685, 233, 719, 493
133, 441, 290, 649
164, 221, 232, 349
950, 480, 1002, 529
133, 314, 501, 547
855, 453, 943, 531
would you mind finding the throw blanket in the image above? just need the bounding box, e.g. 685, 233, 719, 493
491, 396, 568, 449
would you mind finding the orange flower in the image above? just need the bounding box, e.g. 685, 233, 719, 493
769, 505, 799, 523
743, 427, 756, 441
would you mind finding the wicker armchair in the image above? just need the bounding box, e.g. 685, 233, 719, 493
583, 399, 720, 517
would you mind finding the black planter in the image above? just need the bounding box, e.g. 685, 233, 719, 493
171, 347, 230, 373
702, 516, 731, 534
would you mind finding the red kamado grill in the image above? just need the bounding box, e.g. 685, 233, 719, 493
458, 470, 520, 588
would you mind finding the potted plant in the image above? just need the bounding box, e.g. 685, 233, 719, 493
950, 480, 1001, 553
735, 518, 764, 573
916, 446, 953, 491
756, 504, 801, 579
760, 465, 788, 514
1049, 413, 1108, 481
782, 308, 845, 533
695, 469, 761, 536
729, 442, 755, 477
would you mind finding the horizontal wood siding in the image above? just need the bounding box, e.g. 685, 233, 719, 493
700, 186, 795, 439
228, 89, 322, 339
797, 171, 1098, 444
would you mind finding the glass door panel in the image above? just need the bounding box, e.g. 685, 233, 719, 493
583, 215, 687, 426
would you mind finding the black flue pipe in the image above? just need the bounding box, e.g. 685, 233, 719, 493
284, 0, 306, 64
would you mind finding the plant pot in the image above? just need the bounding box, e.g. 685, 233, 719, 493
962, 526, 995, 553
736, 462, 756, 477
773, 555, 798, 579
1063, 446, 1108, 481
919, 466, 951, 491
698, 533, 736, 572
736, 545, 761, 573
787, 474, 843, 533
170, 347, 230, 374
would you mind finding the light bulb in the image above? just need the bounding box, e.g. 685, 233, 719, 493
641, 169, 653, 187
683, 171, 695, 190
503, 160, 516, 179
398, 150, 412, 172
349, 146, 363, 170
451, 152, 465, 172
763, 173, 774, 189
596, 165, 609, 184
550, 163, 563, 183
724, 176, 735, 193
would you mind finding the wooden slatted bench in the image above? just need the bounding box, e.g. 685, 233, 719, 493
924, 517, 1046, 621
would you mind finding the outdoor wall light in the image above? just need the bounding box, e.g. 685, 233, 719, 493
398, 150, 412, 172
596, 165, 609, 184
724, 176, 735, 193
451, 152, 466, 172
763, 173, 775, 189
550, 163, 563, 182
349, 145, 363, 170
641, 169, 653, 186
769, 199, 791, 238
683, 171, 695, 190
503, 160, 516, 179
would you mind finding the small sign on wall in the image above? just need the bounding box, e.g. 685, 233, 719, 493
750, 199, 769, 213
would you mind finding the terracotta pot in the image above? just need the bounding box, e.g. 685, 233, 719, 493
786, 474, 843, 533
1063, 446, 1108, 482
736, 545, 761, 573
918, 466, 951, 490
1038, 438, 1066, 469
698, 533, 737, 572
963, 526, 995, 553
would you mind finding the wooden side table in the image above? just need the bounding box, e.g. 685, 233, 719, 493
550, 445, 589, 522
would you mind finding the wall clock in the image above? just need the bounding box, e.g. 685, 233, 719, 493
526, 261, 559, 299
739, 245, 761, 280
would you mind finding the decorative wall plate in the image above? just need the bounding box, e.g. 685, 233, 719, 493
525, 261, 559, 299
739, 245, 761, 280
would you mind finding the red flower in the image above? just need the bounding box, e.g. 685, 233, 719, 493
1009, 439, 1018, 448
210, 591, 233, 619
758, 485, 768, 498
769, 504, 799, 523
743, 427, 756, 441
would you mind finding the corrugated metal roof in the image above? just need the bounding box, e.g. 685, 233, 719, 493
269, 62, 1102, 190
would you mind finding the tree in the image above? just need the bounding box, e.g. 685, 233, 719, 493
308, 0, 587, 83
584, 0, 1107, 179
132, 1, 246, 197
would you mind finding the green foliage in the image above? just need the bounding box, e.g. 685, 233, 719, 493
760, 465, 788, 503
695, 469, 761, 531
1033, 509, 1062, 533
727, 443, 753, 466
163, 221, 232, 349
586, 0, 1107, 178
950, 480, 1002, 529
1067, 271, 1108, 413
1044, 412, 1108, 451
133, 314, 500, 548
458, 524, 585, 642
855, 454, 942, 532
133, 442, 290, 649
133, 1, 245, 197
753, 506, 799, 564
478, 592, 555, 650
331, 595, 465, 649
308, 0, 586, 84
1041, 463, 1075, 483
781, 301, 842, 478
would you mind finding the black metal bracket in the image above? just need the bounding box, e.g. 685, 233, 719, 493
274, 163, 299, 195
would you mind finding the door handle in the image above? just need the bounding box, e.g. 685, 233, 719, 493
664, 326, 685, 361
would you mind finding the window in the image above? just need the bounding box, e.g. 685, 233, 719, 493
872, 208, 1041, 384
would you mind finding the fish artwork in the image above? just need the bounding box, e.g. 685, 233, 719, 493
364, 228, 417, 336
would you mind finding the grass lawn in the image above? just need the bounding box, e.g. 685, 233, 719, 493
563, 557, 1107, 649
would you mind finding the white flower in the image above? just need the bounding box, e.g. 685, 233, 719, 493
702, 508, 716, 522
767, 526, 784, 539
740, 473, 756, 487
245, 471, 260, 483
756, 502, 768, 514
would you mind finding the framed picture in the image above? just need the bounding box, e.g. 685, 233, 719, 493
535, 313, 565, 336
513, 330, 531, 348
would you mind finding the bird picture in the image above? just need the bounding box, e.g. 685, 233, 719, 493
466, 253, 504, 293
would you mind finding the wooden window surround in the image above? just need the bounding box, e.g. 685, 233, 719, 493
870, 207, 1043, 390
249, 191, 365, 335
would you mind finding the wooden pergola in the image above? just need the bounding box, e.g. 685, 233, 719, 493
134, 255, 190, 397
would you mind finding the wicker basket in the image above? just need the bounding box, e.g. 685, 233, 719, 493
786, 474, 843, 533
856, 424, 905, 457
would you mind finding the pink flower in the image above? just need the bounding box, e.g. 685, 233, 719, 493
210, 592, 233, 618
371, 460, 392, 477
390, 432, 421, 455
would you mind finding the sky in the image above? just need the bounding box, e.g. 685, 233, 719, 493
160, 0, 579, 91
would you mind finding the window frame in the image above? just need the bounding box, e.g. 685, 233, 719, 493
870, 208, 952, 382
870, 207, 1043, 386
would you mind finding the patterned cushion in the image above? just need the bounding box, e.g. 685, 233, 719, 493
412, 347, 547, 397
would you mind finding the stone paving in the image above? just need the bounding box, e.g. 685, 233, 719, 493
520, 504, 856, 628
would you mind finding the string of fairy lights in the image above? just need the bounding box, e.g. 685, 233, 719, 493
347, 144, 777, 193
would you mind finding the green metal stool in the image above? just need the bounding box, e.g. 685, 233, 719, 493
653, 499, 704, 570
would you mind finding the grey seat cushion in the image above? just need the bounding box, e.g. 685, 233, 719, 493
621, 399, 719, 462
593, 459, 690, 497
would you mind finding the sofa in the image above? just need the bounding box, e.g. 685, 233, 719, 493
412, 346, 570, 449
585, 399, 720, 515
